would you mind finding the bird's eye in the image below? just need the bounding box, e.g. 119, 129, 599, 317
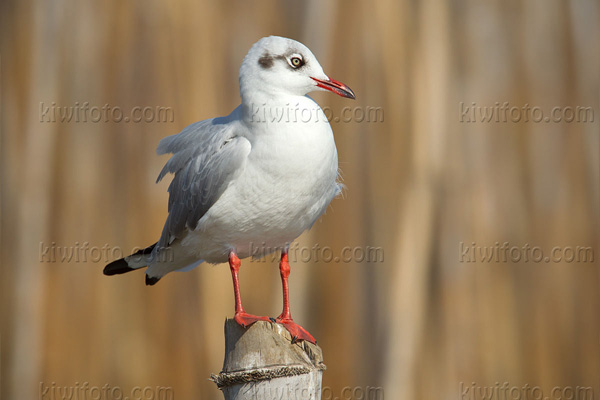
289, 57, 304, 68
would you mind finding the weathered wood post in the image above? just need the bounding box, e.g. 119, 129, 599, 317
211, 319, 326, 400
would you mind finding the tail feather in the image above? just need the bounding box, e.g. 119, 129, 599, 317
103, 243, 157, 276
131, 243, 157, 257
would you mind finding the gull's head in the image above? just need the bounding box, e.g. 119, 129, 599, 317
239, 36, 355, 101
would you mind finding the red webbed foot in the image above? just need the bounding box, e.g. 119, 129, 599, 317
276, 317, 316, 344
234, 312, 270, 328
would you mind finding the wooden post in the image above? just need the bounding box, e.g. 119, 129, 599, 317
211, 319, 326, 400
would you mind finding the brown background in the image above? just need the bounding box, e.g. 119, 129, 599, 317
1, 1, 599, 399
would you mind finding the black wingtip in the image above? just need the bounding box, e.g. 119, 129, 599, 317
132, 243, 157, 257
103, 259, 135, 276
104, 243, 157, 276
145, 275, 161, 286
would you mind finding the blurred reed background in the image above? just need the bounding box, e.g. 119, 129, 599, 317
1, 0, 599, 399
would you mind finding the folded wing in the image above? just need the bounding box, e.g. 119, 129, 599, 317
155, 117, 251, 252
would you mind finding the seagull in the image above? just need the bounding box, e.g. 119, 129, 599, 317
104, 36, 355, 343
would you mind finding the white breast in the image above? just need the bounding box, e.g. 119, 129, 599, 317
189, 96, 340, 262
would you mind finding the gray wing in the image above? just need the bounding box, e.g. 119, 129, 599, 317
155, 116, 251, 249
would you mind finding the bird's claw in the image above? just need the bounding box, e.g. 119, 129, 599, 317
275, 317, 316, 344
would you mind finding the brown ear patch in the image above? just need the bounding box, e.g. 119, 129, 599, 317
258, 53, 274, 69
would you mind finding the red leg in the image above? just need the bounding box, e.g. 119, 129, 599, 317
229, 252, 269, 328
275, 251, 316, 344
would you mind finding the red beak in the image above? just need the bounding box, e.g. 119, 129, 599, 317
311, 77, 356, 99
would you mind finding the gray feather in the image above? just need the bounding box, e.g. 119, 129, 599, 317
155, 114, 251, 250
